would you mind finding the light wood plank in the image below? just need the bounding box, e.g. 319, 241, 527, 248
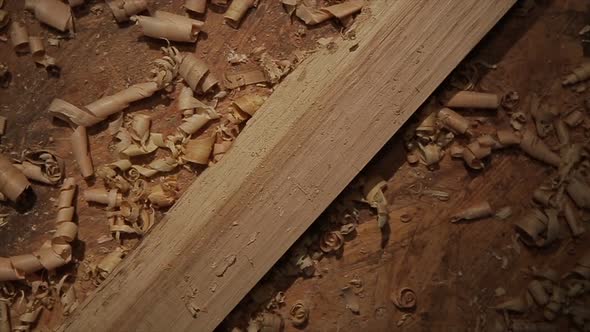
62, 0, 515, 331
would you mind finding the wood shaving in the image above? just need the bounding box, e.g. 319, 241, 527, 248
29, 36, 59, 75
444, 90, 500, 109
527, 280, 549, 306
24, 0, 73, 32
224, 0, 256, 28
362, 176, 389, 228
9, 21, 29, 54
131, 11, 203, 43
84, 188, 122, 209
0, 153, 31, 203
562, 62, 590, 85
566, 173, 590, 209
71, 126, 94, 178
450, 201, 493, 223
391, 287, 417, 310
437, 107, 471, 135
49, 83, 161, 128
107, 0, 147, 23
147, 183, 177, 208
96, 248, 125, 281
13, 149, 64, 185
496, 128, 521, 146
519, 129, 560, 167
223, 69, 267, 89
494, 206, 512, 220
319, 231, 343, 253
289, 300, 309, 327
494, 293, 532, 313
183, 135, 215, 165
501, 91, 520, 109
462, 141, 491, 169
563, 110, 584, 127
296, 0, 363, 26
529, 94, 556, 138
418, 143, 443, 167
0, 178, 77, 282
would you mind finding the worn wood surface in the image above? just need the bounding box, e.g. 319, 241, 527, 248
60, 1, 516, 331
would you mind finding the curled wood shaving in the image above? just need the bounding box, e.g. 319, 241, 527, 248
476, 134, 501, 149
129, 157, 179, 178
224, 0, 256, 28
563, 200, 586, 237
49, 82, 160, 128
450, 201, 493, 223
0, 153, 31, 203
554, 118, 570, 147
29, 36, 59, 75
13, 150, 64, 185
0, 178, 77, 282
532, 186, 555, 207
566, 173, 590, 209
519, 130, 560, 167
319, 231, 343, 253
160, 46, 218, 94
563, 110, 584, 127
107, 0, 148, 23
24, 0, 73, 32
501, 91, 520, 109
514, 209, 559, 247
185, 0, 207, 14
495, 206, 512, 220
71, 126, 94, 178
562, 62, 590, 85
296, 0, 363, 26
496, 128, 521, 146
289, 300, 309, 327
444, 90, 500, 109
147, 183, 177, 208
232, 94, 265, 117
362, 176, 389, 228
96, 248, 125, 281
437, 107, 471, 135
132, 11, 203, 43
494, 293, 532, 313
9, 22, 29, 54
529, 94, 556, 138
527, 280, 549, 306
418, 143, 442, 167
84, 188, 122, 209
391, 287, 417, 310
183, 135, 215, 165
222, 69, 268, 89
462, 141, 491, 170
177, 86, 218, 117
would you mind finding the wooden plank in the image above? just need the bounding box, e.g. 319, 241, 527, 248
62, 0, 515, 331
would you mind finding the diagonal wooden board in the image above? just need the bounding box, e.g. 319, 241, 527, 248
62, 0, 516, 331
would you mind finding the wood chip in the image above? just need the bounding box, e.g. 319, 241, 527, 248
0, 153, 31, 203
107, 0, 147, 23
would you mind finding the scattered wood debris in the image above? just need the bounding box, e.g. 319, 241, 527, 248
224, 0, 256, 28
562, 62, 590, 85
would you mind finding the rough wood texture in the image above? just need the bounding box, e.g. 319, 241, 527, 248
62, 1, 515, 331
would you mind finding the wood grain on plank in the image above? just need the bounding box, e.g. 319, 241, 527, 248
62, 0, 516, 331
